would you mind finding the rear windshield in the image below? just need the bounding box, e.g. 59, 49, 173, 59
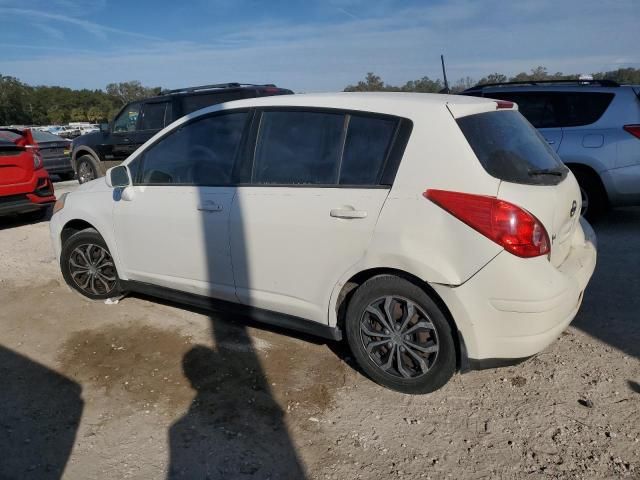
457, 110, 568, 185
32, 130, 65, 142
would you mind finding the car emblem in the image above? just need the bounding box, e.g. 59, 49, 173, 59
570, 200, 577, 217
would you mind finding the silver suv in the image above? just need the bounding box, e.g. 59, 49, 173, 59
463, 80, 640, 220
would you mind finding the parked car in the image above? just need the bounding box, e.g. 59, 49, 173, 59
462, 80, 640, 220
70, 82, 293, 183
1, 129, 73, 180
50, 93, 596, 393
49, 126, 82, 139
0, 128, 56, 220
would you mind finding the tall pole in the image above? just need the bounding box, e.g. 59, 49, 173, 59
441, 54, 450, 93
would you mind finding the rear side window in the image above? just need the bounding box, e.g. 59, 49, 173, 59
339, 115, 397, 185
457, 110, 567, 185
488, 91, 614, 128
140, 102, 170, 130
180, 92, 247, 115
562, 92, 614, 127
137, 112, 248, 186
253, 111, 345, 185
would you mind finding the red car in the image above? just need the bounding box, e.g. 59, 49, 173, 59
0, 128, 56, 220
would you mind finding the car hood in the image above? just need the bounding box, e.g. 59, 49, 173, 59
76, 176, 111, 193
73, 130, 104, 147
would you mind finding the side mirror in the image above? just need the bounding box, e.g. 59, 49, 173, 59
99, 123, 110, 133
106, 165, 131, 188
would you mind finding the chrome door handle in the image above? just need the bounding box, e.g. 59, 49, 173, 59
330, 208, 367, 219
198, 202, 223, 212
545, 139, 555, 145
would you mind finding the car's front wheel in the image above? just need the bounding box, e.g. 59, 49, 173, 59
76, 155, 99, 184
61, 228, 121, 300
345, 275, 456, 394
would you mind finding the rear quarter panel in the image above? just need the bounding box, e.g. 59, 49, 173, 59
332, 105, 503, 286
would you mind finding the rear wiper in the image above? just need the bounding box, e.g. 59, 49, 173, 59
528, 168, 563, 177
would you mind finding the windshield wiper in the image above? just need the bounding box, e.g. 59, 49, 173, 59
528, 168, 563, 177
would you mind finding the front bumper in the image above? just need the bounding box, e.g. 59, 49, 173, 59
433, 218, 597, 363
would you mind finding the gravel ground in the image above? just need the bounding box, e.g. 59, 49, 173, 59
0, 179, 638, 479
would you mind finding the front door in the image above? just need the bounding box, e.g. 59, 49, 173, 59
113, 110, 251, 300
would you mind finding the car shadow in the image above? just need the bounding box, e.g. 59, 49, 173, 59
0, 208, 52, 231
0, 345, 83, 479
572, 207, 640, 360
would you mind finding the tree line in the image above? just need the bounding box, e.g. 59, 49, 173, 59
0, 77, 160, 126
343, 66, 640, 93
1, 66, 639, 126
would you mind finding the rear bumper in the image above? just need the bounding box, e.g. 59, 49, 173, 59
0, 171, 56, 217
433, 218, 597, 363
44, 154, 73, 174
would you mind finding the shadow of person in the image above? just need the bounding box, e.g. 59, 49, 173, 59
167, 322, 306, 479
0, 345, 83, 479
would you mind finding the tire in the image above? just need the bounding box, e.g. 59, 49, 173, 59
76, 155, 99, 184
61, 228, 121, 300
570, 167, 607, 222
345, 275, 456, 394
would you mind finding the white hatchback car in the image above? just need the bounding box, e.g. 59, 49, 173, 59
50, 93, 597, 393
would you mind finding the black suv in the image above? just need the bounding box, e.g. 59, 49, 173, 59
71, 83, 293, 183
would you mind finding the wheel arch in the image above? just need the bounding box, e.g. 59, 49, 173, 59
72, 146, 100, 171
61, 219, 98, 246
565, 162, 610, 206
59, 215, 125, 281
332, 267, 464, 371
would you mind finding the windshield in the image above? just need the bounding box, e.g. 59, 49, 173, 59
457, 110, 568, 185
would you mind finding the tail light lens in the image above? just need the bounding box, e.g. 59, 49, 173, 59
31, 149, 43, 169
623, 124, 640, 139
425, 189, 550, 258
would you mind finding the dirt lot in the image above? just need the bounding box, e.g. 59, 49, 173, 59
1, 179, 638, 480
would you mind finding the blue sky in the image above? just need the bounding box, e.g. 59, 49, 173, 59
0, 0, 637, 91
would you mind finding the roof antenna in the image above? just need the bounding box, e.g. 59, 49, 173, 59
440, 54, 450, 94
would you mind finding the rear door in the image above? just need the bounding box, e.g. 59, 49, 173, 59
230, 109, 403, 324
455, 109, 581, 267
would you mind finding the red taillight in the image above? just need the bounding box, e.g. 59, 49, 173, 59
623, 124, 640, 139
28, 147, 43, 169
495, 100, 514, 110
424, 189, 550, 258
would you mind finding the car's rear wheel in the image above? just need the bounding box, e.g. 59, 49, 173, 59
570, 167, 607, 222
76, 155, 99, 184
61, 229, 121, 300
345, 275, 456, 394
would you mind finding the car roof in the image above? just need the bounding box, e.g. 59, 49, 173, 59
139, 83, 292, 103
189, 92, 497, 118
